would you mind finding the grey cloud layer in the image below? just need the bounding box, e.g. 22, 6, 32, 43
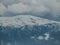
0, 0, 60, 18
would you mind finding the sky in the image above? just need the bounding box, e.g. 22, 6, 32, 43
0, 0, 60, 20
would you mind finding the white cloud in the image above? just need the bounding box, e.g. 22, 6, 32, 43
0, 0, 60, 18
44, 0, 60, 17
31, 5, 50, 14
0, 0, 20, 5
0, 3, 7, 15
8, 2, 31, 14
7, 0, 49, 15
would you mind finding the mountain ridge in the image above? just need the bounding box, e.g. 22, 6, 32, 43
0, 15, 60, 45
0, 15, 60, 27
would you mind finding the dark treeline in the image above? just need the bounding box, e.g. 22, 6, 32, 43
0, 23, 60, 45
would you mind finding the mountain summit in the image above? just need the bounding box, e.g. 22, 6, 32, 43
0, 15, 60, 45
0, 15, 60, 27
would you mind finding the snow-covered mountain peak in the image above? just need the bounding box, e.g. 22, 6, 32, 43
0, 15, 60, 44
0, 15, 60, 27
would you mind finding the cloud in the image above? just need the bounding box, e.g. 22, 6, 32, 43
0, 3, 7, 15
0, 0, 60, 20
8, 2, 31, 14
44, 0, 60, 17
0, 0, 20, 5
7, 0, 49, 15
0, 0, 49, 16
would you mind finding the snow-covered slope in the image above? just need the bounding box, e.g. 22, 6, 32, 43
0, 15, 60, 27
0, 15, 60, 45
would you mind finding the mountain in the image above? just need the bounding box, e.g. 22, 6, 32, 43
0, 15, 60, 27
0, 15, 60, 45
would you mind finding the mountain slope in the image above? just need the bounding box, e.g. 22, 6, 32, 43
0, 15, 60, 45
0, 15, 60, 27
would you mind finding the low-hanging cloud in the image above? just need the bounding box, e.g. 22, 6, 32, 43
0, 3, 7, 15
8, 1, 49, 15
0, 0, 60, 20
0, 0, 50, 16
8, 2, 31, 14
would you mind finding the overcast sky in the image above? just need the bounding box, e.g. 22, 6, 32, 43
0, 0, 60, 19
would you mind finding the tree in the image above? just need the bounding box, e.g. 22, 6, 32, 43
0, 23, 2, 45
